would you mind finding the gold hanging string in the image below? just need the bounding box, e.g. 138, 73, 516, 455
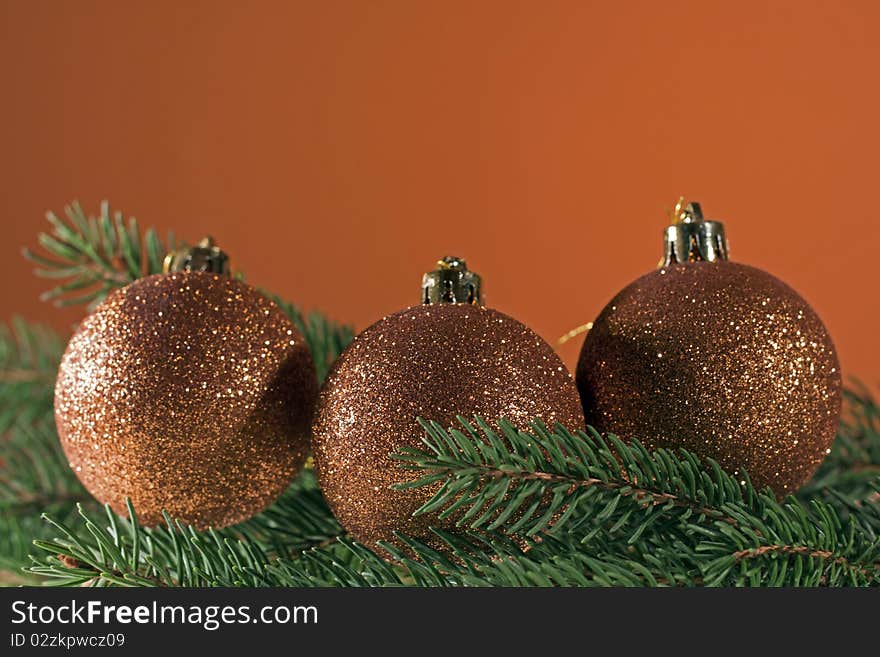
669, 196, 687, 224
557, 322, 593, 346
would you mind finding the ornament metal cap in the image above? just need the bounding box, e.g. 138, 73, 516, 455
163, 237, 230, 275
662, 200, 729, 266
421, 256, 482, 305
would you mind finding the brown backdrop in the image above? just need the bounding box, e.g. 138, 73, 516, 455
1, 1, 878, 387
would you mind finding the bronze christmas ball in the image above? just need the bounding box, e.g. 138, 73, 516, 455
576, 260, 842, 496
313, 303, 585, 550
54, 271, 317, 529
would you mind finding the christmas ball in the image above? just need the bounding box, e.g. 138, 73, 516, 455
313, 257, 585, 550
54, 240, 317, 529
576, 201, 842, 496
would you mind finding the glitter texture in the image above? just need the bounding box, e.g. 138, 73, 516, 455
576, 261, 842, 496
54, 272, 317, 529
312, 304, 585, 549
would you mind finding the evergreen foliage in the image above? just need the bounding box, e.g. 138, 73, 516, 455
0, 318, 62, 431
26, 471, 342, 587
22, 200, 175, 309
798, 383, 880, 506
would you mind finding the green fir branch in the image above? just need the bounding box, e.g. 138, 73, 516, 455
26, 470, 343, 587
0, 318, 63, 432
0, 421, 88, 512
0, 420, 96, 582
250, 529, 702, 587
391, 417, 880, 586
0, 318, 91, 578
798, 383, 880, 506
29, 406, 880, 587
23, 200, 175, 310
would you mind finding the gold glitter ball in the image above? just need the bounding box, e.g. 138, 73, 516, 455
312, 303, 585, 551
54, 272, 317, 529
576, 261, 842, 496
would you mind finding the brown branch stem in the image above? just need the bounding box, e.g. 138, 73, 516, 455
0, 369, 55, 384
423, 463, 740, 527
732, 544, 880, 577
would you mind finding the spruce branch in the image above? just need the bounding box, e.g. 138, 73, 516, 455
392, 418, 880, 586
9, 302, 880, 587
798, 383, 880, 507
0, 318, 93, 578
0, 318, 63, 432
263, 529, 706, 587
394, 418, 754, 536
23, 200, 175, 310
31, 401, 880, 587
27, 471, 344, 587
0, 422, 87, 509
0, 421, 96, 581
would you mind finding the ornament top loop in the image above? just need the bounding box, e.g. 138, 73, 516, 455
421, 256, 483, 305
163, 236, 230, 275
662, 198, 729, 266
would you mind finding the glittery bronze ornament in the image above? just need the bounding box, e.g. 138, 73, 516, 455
54, 239, 317, 529
576, 201, 842, 496
313, 257, 585, 550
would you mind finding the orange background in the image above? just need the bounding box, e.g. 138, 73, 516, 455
1, 1, 878, 386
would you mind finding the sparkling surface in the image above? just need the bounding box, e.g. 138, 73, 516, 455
312, 304, 585, 549
576, 261, 842, 495
54, 272, 317, 529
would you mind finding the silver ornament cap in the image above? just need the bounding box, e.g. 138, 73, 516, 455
662, 200, 729, 266
163, 236, 230, 275
421, 256, 483, 305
